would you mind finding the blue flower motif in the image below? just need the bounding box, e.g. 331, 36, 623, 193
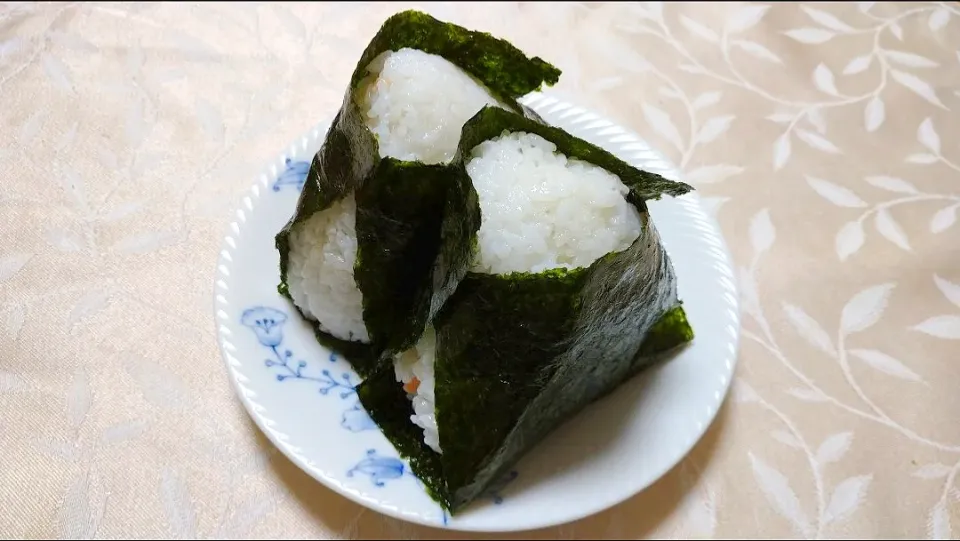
341, 403, 377, 432
272, 158, 310, 192
347, 449, 406, 487
240, 307, 287, 347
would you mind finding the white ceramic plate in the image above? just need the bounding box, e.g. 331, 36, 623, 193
214, 93, 740, 533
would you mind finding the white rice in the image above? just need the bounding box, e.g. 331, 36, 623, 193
396, 131, 643, 453
285, 48, 505, 344
359, 47, 506, 164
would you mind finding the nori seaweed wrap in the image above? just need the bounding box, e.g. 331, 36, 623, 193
274, 11, 561, 377
357, 106, 696, 512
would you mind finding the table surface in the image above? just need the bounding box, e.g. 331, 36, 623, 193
2, 2, 959, 539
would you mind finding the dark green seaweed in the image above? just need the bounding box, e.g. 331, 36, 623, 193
358, 107, 695, 512
275, 11, 560, 377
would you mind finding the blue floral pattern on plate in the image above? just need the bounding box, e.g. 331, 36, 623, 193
271, 158, 310, 192
241, 305, 521, 522
240, 306, 375, 432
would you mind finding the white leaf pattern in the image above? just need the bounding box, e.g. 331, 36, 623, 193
841, 283, 895, 335
748, 453, 812, 538
875, 209, 911, 251
782, 303, 837, 356
68, 291, 111, 327
41, 53, 73, 92
913, 463, 952, 479
773, 133, 791, 170
928, 9, 950, 32
750, 209, 775, 254
124, 356, 192, 409
816, 432, 853, 464
771, 430, 802, 449
864, 97, 884, 132
813, 63, 839, 95
907, 153, 938, 164
892, 70, 946, 108
836, 220, 865, 261
884, 50, 938, 68
731, 39, 782, 63
680, 15, 718, 42
918, 118, 941, 154
929, 500, 953, 540
796, 129, 840, 153
112, 232, 176, 255
930, 206, 958, 233
801, 6, 855, 32
933, 275, 960, 309
691, 91, 722, 110
2, 304, 25, 340
784, 28, 835, 44
824, 475, 872, 525
849, 349, 924, 382
726, 4, 770, 33
67, 370, 91, 430
789, 388, 829, 402
641, 103, 684, 151
196, 98, 225, 144
807, 176, 867, 208
0, 254, 31, 284
912, 316, 960, 340
696, 115, 735, 144
865, 176, 917, 194
0, 371, 26, 393
685, 164, 744, 185
161, 468, 197, 540
843, 54, 872, 75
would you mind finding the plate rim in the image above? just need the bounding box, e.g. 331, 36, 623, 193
212, 91, 741, 533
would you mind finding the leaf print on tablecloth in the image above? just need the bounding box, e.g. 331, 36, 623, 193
679, 15, 718, 42
18, 110, 44, 146
46, 228, 84, 252
796, 129, 840, 154
725, 3, 770, 33
787, 388, 828, 402
841, 283, 894, 335
914, 464, 953, 480
59, 469, 107, 541
849, 349, 924, 383
0, 371, 26, 393
843, 54, 872, 75
0, 253, 31, 284
685, 164, 743, 185
2, 303, 25, 340
67, 369, 91, 431
749, 208, 775, 254
933, 275, 960, 309
784, 28, 834, 44
748, 453, 812, 538
42, 53, 73, 92
773, 133, 791, 170
913, 316, 960, 340
892, 70, 945, 108
816, 432, 852, 464
865, 176, 917, 195
918, 118, 942, 155
781, 302, 837, 357
801, 5, 854, 32
824, 475, 872, 525
874, 209, 911, 251
730, 40, 782, 64
124, 356, 192, 409
100, 420, 146, 445
111, 232, 175, 255
68, 290, 111, 327
884, 50, 939, 69
641, 103, 683, 152
813, 63, 839, 96
929, 499, 953, 540
807, 176, 867, 208
161, 468, 198, 540
928, 8, 950, 31
836, 220, 865, 260
930, 205, 958, 233
771, 430, 802, 449
696, 115, 735, 144
864, 97, 884, 132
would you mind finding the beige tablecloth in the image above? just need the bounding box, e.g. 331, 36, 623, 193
2, 2, 959, 539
